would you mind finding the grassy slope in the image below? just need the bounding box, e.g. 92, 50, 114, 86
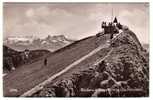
4, 34, 110, 96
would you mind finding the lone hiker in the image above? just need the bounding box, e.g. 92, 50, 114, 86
44, 58, 47, 66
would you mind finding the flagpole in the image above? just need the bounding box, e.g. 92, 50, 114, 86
111, 7, 113, 22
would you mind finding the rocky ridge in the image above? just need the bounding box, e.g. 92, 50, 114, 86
32, 29, 149, 97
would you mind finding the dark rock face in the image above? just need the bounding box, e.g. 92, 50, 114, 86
3, 46, 50, 72
32, 30, 149, 97
3, 46, 21, 71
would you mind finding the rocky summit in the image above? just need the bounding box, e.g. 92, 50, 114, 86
32, 29, 149, 97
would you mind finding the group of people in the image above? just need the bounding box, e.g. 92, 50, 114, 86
101, 17, 123, 39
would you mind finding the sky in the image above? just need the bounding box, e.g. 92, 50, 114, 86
3, 2, 149, 44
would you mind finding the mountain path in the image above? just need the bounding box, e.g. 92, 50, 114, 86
20, 41, 111, 97
4, 32, 122, 97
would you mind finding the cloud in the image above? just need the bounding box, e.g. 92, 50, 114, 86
118, 8, 149, 44
25, 8, 35, 18
3, 3, 149, 44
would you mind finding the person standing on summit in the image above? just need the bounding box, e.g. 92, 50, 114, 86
110, 17, 119, 39
113, 17, 118, 25
109, 22, 114, 39
101, 17, 119, 39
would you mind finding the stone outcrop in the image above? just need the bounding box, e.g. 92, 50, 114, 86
3, 46, 50, 72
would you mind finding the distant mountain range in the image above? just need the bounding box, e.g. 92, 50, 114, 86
4, 35, 75, 52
